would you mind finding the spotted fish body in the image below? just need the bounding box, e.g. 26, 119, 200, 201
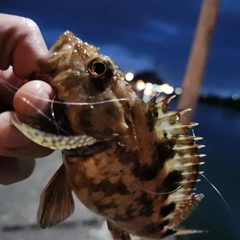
12, 31, 204, 239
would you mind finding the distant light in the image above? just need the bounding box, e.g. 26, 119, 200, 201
175, 87, 182, 95
144, 88, 152, 96
165, 86, 174, 94
152, 84, 161, 92
232, 93, 239, 100
136, 79, 145, 91
125, 72, 134, 81
144, 82, 153, 95
160, 83, 174, 94
145, 82, 153, 91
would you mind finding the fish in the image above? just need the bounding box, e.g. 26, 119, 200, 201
11, 31, 205, 239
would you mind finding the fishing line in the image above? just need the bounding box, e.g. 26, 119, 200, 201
17, 93, 131, 136
1, 78, 131, 106
20, 97, 73, 137
170, 101, 240, 237
200, 172, 240, 238
130, 182, 182, 195
50, 95, 60, 135
191, 127, 240, 238
0, 78, 20, 94
24, 94, 131, 106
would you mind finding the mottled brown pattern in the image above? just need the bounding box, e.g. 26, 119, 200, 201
131, 145, 164, 181
96, 202, 118, 213
160, 202, 176, 217
94, 180, 129, 196
116, 146, 140, 165
114, 204, 137, 221
135, 193, 154, 217
146, 110, 155, 132
162, 170, 184, 192
116, 140, 175, 182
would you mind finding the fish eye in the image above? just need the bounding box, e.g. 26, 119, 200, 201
89, 60, 107, 76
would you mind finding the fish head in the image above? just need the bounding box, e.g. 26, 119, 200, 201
36, 31, 131, 139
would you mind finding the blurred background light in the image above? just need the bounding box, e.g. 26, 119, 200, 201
125, 72, 134, 81
136, 79, 145, 91
232, 93, 239, 101
160, 83, 174, 94
175, 87, 182, 95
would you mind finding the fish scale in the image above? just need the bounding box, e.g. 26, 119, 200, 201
11, 31, 204, 239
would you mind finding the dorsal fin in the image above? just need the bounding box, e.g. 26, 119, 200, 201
147, 94, 205, 233
37, 164, 74, 228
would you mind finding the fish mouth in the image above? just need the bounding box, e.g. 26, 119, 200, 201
10, 112, 97, 150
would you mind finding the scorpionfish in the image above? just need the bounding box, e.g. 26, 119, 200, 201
12, 31, 204, 240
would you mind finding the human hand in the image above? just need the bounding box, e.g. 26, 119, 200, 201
0, 14, 54, 184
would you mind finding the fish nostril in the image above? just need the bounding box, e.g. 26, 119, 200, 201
90, 77, 105, 91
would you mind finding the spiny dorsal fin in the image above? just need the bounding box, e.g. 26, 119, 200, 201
37, 164, 74, 228
175, 228, 207, 235
168, 193, 204, 227
147, 94, 204, 234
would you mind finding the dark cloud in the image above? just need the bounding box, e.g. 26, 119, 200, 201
1, 0, 239, 96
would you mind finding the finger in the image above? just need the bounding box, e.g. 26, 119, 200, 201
0, 156, 35, 185
0, 14, 47, 78
0, 81, 54, 158
0, 67, 27, 108
13, 80, 54, 117
0, 111, 53, 158
0, 144, 53, 159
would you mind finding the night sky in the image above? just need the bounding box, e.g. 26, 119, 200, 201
1, 0, 240, 97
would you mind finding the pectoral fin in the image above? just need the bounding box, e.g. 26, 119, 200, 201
37, 164, 74, 228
